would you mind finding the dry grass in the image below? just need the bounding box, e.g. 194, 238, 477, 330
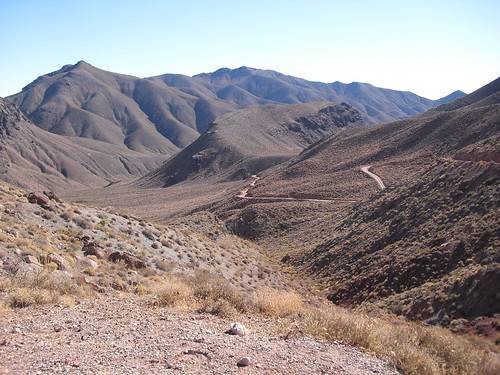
148, 271, 248, 318
4, 268, 90, 309
7, 287, 58, 308
253, 288, 303, 318
296, 306, 498, 375
154, 278, 193, 308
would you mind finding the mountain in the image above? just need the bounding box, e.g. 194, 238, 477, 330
8, 61, 464, 155
432, 90, 467, 106
225, 77, 500, 330
137, 102, 363, 188
245, 78, 498, 201
0, 98, 166, 191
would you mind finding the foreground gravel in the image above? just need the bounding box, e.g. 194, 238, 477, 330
0, 295, 399, 374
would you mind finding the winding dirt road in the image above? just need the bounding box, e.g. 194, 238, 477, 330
237, 175, 357, 203
360, 165, 386, 189
237, 166, 386, 203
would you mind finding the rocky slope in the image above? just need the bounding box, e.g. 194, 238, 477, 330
0, 182, 293, 295
8, 61, 463, 154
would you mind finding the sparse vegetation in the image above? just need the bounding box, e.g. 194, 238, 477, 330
253, 288, 303, 317
297, 306, 498, 375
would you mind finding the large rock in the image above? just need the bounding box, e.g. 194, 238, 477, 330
108, 251, 145, 269
26, 192, 51, 209
81, 237, 105, 259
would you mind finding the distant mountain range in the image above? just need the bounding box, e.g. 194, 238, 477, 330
8, 61, 464, 155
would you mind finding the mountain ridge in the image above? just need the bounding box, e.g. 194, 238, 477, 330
8, 61, 465, 156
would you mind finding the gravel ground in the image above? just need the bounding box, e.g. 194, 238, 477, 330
0, 295, 399, 374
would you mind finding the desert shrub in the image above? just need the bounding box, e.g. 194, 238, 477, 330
253, 289, 303, 318
154, 279, 193, 307
60, 211, 74, 221
198, 299, 238, 318
7, 287, 56, 308
190, 271, 248, 313
299, 306, 494, 375
72, 216, 93, 229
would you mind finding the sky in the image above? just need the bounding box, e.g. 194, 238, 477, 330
0, 0, 499, 99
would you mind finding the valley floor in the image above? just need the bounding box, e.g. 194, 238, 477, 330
0, 294, 398, 375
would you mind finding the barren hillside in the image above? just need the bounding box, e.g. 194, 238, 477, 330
138, 102, 363, 188
0, 98, 167, 192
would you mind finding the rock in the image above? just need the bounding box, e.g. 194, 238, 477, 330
227, 322, 247, 336
237, 357, 251, 367
108, 251, 146, 269
38, 253, 67, 270
78, 257, 98, 269
43, 191, 61, 202
26, 192, 51, 209
54, 325, 62, 332
23, 255, 39, 265
82, 241, 104, 259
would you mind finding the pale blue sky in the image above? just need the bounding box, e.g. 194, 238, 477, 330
1, 0, 499, 98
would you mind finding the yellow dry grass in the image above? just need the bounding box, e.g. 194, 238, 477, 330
253, 288, 303, 318
298, 306, 498, 375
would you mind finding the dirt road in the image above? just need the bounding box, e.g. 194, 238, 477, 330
237, 175, 357, 203
360, 165, 386, 189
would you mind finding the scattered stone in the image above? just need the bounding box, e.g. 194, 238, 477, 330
227, 322, 247, 336
237, 357, 251, 367
54, 325, 62, 333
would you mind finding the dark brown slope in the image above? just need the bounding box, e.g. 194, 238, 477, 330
226, 77, 500, 333
0, 98, 166, 192
137, 102, 363, 188
248, 78, 499, 201
300, 160, 499, 327
8, 62, 463, 154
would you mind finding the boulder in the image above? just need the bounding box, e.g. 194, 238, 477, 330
82, 241, 104, 259
108, 251, 145, 269
26, 192, 51, 209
